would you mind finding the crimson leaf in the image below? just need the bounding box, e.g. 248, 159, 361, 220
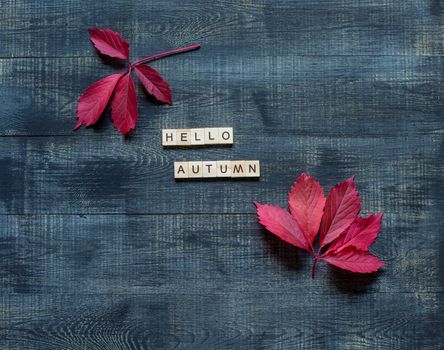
88, 28, 130, 60
75, 73, 123, 129
134, 64, 172, 105
254, 201, 310, 252
319, 177, 361, 248
321, 247, 384, 273
325, 213, 383, 255
254, 174, 384, 278
75, 28, 200, 136
288, 173, 325, 249
110, 73, 138, 135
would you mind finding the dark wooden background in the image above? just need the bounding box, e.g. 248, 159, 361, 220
1, 0, 443, 349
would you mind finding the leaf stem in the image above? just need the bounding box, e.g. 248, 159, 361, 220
311, 256, 318, 279
131, 43, 201, 66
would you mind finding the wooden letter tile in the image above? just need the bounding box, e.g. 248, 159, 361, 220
176, 129, 191, 146
216, 161, 232, 177
218, 127, 233, 144
231, 161, 246, 178
202, 161, 218, 178
245, 160, 260, 177
188, 161, 203, 178
190, 128, 205, 145
162, 129, 177, 146
174, 162, 189, 179
204, 128, 219, 144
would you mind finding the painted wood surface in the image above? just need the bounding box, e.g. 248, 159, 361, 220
0, 0, 443, 349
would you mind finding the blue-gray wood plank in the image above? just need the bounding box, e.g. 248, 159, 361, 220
0, 0, 443, 349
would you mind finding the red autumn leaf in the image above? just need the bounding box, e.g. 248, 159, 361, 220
325, 213, 383, 255
75, 28, 200, 136
110, 73, 138, 135
254, 174, 384, 278
74, 73, 124, 129
288, 173, 325, 248
319, 177, 361, 248
88, 28, 130, 60
321, 247, 384, 273
134, 64, 172, 105
254, 201, 310, 252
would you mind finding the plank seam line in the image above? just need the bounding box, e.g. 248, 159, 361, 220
0, 213, 256, 216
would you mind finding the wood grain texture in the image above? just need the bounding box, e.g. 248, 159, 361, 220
0, 0, 443, 349
0, 215, 441, 349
